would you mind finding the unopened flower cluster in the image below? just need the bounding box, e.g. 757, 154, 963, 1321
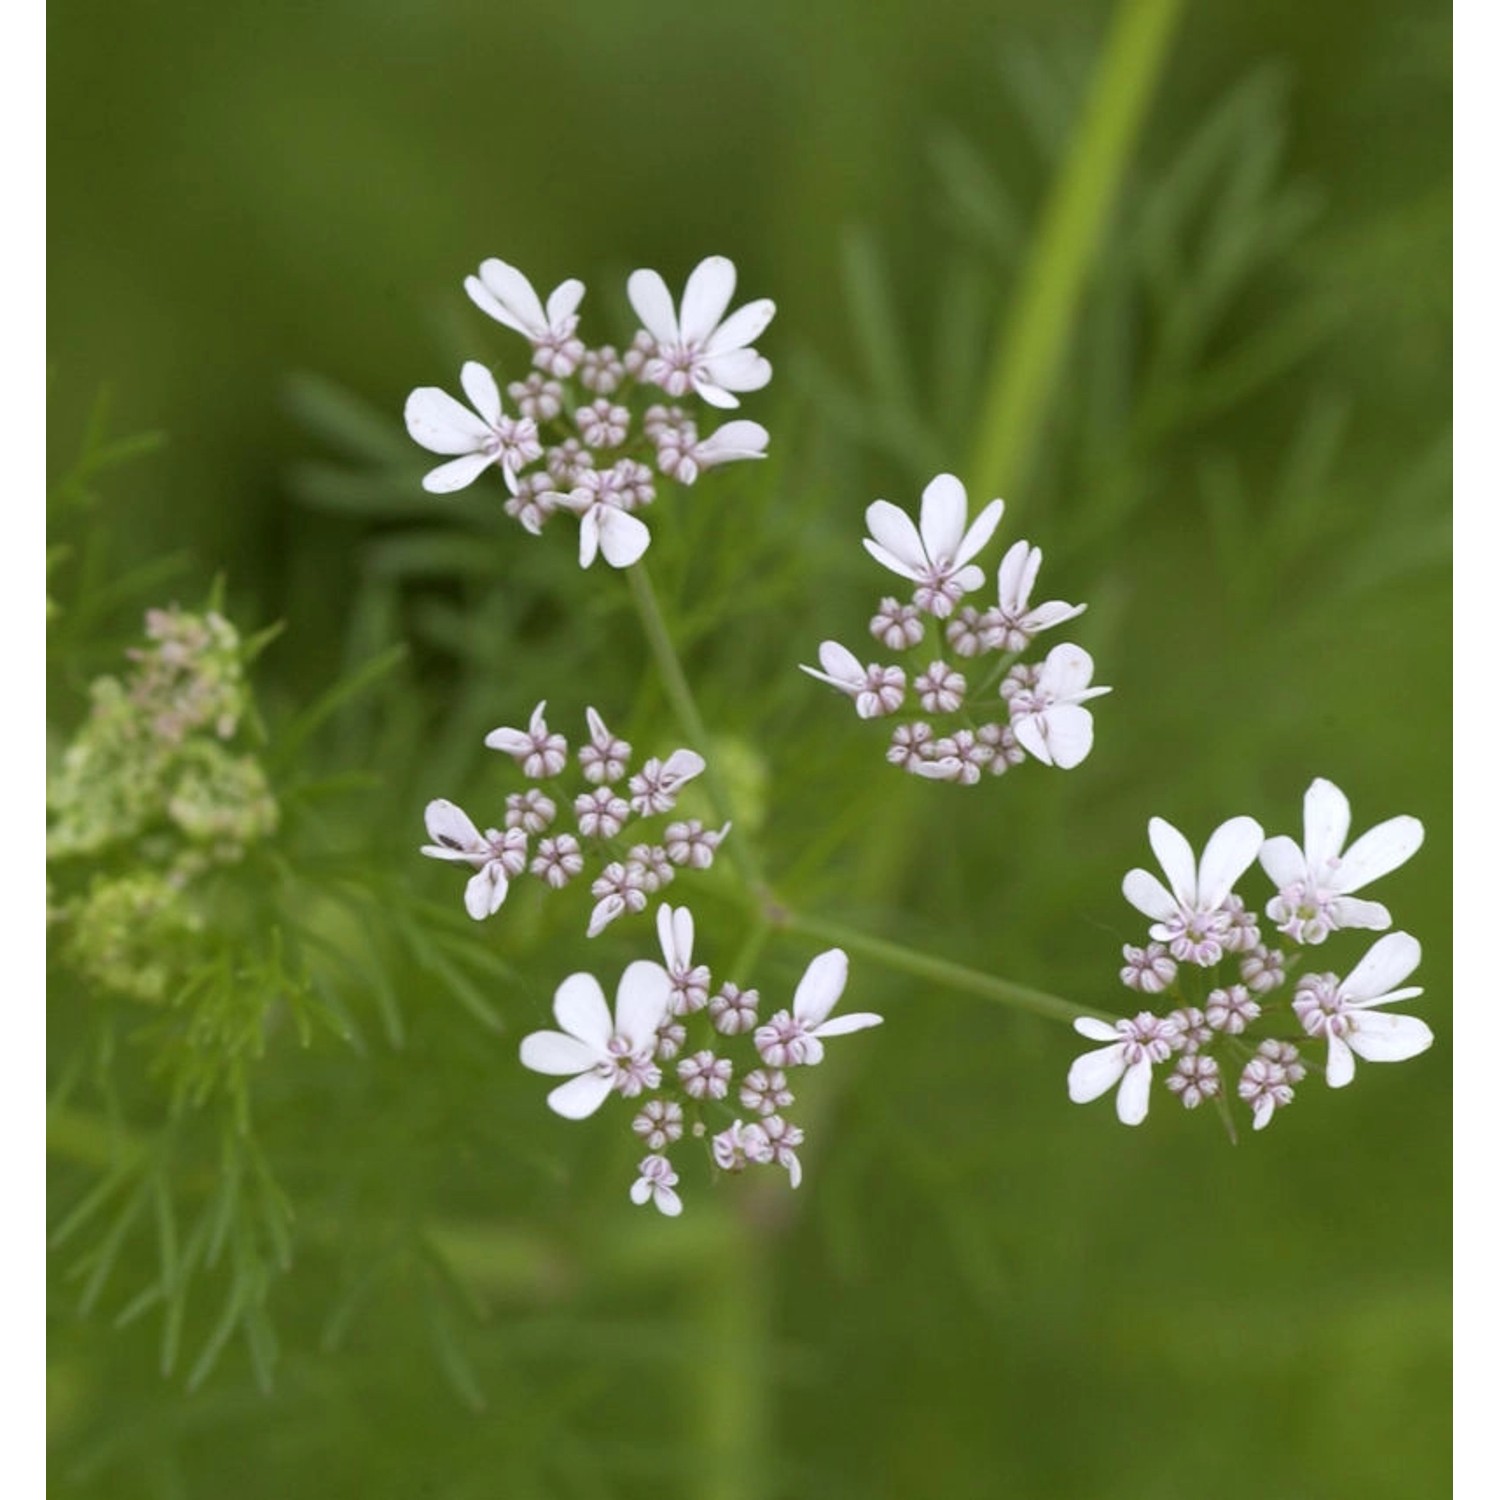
519, 906, 882, 1214
802, 473, 1109, 782
403, 255, 774, 568
421, 703, 730, 936
1068, 778, 1431, 1131
47, 606, 280, 1004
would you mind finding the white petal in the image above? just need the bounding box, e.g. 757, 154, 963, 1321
404, 386, 490, 455
698, 347, 770, 395
1122, 868, 1178, 923
424, 799, 482, 852
861, 540, 923, 582
911, 757, 962, 780
577, 509, 601, 569
626, 268, 679, 344
1023, 600, 1086, 632
1325, 1033, 1356, 1088
546, 1072, 614, 1120
792, 948, 850, 1026
459, 362, 502, 426
476, 258, 546, 334
552, 972, 612, 1050
997, 539, 1040, 612
654, 1184, 683, 1216
1326, 895, 1392, 932
587, 892, 626, 937
1195, 816, 1265, 911
421, 452, 495, 494
784, 1156, 802, 1190
951, 563, 987, 596
1074, 1016, 1120, 1042
656, 904, 691, 969
1147, 818, 1198, 904
1010, 712, 1055, 766
812, 1011, 883, 1038
596, 507, 652, 569
1028, 704, 1094, 769
1301, 778, 1352, 870
519, 1030, 599, 1076
694, 420, 769, 465
955, 497, 1005, 567
679, 256, 738, 345
816, 640, 864, 686
1258, 834, 1308, 889
660, 750, 706, 788
864, 500, 927, 573
464, 864, 507, 919
1036, 643, 1096, 701
484, 726, 532, 755
630, 1178, 653, 1206
1340, 932, 1421, 1004
615, 960, 673, 1049
703, 297, 775, 355
544, 277, 586, 326
1346, 1011, 1434, 1064
1067, 1043, 1126, 1103
1115, 1058, 1153, 1125
1334, 815, 1425, 894
918, 473, 969, 563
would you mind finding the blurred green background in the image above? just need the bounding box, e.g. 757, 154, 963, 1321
48, 0, 1450, 1496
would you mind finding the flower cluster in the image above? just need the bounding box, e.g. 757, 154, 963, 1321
47, 606, 280, 1003
403, 256, 774, 568
1068, 778, 1431, 1131
519, 906, 882, 1214
419, 703, 730, 936
801, 473, 1108, 782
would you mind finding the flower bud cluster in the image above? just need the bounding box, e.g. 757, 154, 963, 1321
404, 256, 774, 569
419, 703, 729, 936
1068, 780, 1432, 1132
518, 906, 882, 1216
801, 473, 1108, 783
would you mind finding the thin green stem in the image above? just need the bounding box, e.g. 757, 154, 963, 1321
781, 910, 1108, 1026
969, 0, 1186, 497
626, 559, 765, 893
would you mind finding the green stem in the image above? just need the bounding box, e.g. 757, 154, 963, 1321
781, 910, 1108, 1026
969, 0, 1186, 497
626, 559, 765, 894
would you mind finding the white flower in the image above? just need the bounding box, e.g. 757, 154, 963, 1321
630, 1154, 683, 1216
986, 540, 1086, 651
677, 1049, 733, 1101
657, 419, 770, 485
799, 642, 906, 719
573, 787, 631, 840
464, 259, 586, 376
578, 707, 631, 785
484, 701, 568, 778
627, 751, 706, 816
912, 728, 993, 785
1259, 778, 1425, 944
419, 798, 527, 920
1067, 1012, 1182, 1126
627, 255, 775, 409
404, 362, 542, 494
632, 1099, 684, 1150
758, 1115, 805, 1188
1291, 932, 1432, 1088
518, 961, 673, 1118
587, 861, 650, 937
753, 949, 881, 1068
663, 819, 730, 869
1005, 643, 1110, 769
712, 1119, 775, 1173
862, 474, 1004, 618
657, 904, 711, 1015
1122, 815, 1266, 966
561, 473, 652, 570
914, 661, 966, 714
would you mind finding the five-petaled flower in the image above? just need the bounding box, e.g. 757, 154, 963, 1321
1122, 815, 1266, 967
1291, 931, 1432, 1088
754, 949, 883, 1068
1259, 778, 1424, 944
404, 363, 542, 494
862, 474, 1004, 618
465, 258, 587, 376
1067, 1012, 1182, 1126
419, 799, 527, 919
519, 961, 674, 1118
988, 540, 1087, 652
627, 256, 775, 409
1006, 643, 1111, 769
799, 643, 906, 719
